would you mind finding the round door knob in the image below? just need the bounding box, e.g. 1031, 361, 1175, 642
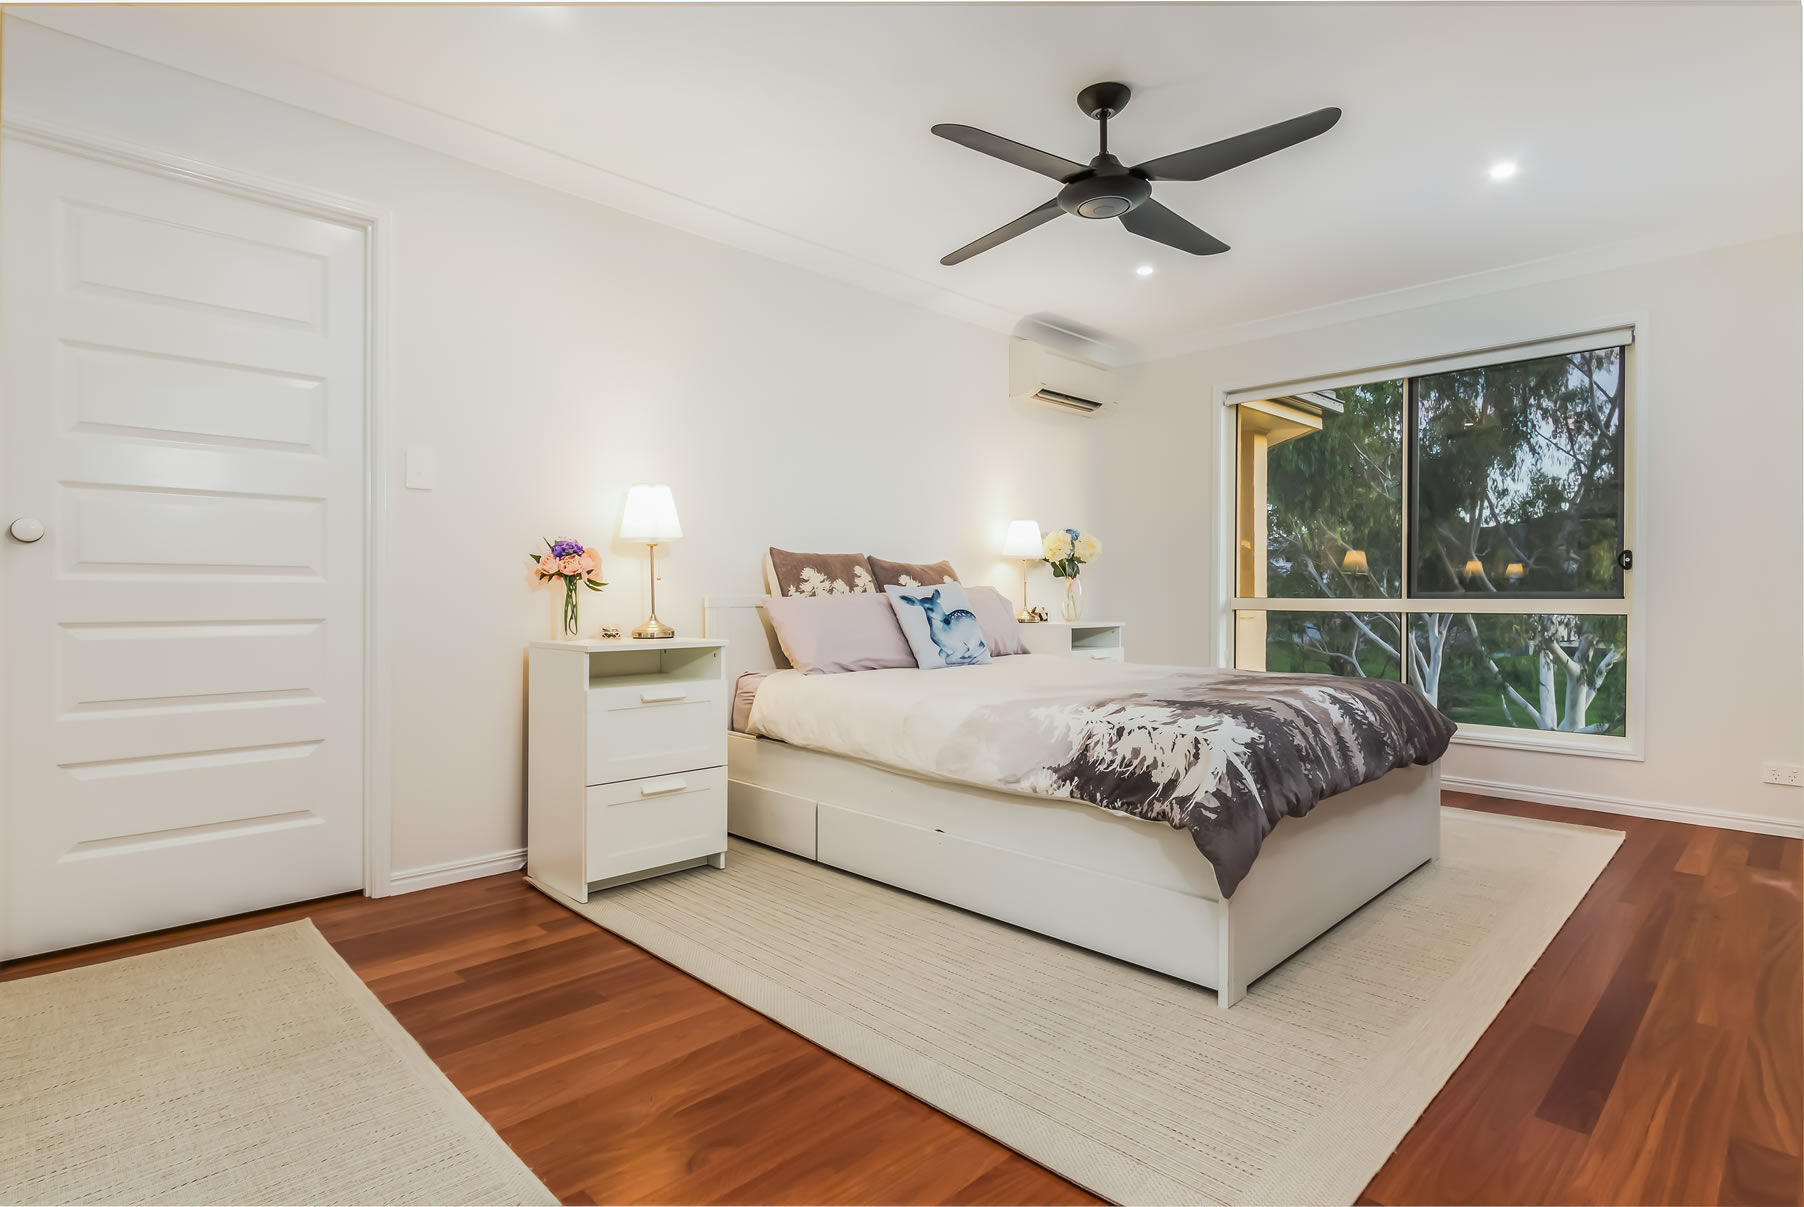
9, 517, 45, 543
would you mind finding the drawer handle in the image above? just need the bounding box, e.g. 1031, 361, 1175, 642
1089, 651, 1116, 660
639, 777, 688, 798
639, 686, 688, 704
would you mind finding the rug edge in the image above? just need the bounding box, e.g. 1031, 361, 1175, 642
571, 891, 1194, 1205
288, 920, 561, 1207
1238, 818, 1625, 1204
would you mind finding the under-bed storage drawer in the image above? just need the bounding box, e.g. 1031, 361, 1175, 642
585, 767, 727, 881
815, 801, 1219, 988
727, 778, 818, 859
585, 679, 726, 785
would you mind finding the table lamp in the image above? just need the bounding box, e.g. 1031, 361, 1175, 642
620, 484, 682, 639
1002, 519, 1043, 621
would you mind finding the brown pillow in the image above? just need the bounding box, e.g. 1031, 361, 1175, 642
768, 547, 877, 596
868, 556, 960, 590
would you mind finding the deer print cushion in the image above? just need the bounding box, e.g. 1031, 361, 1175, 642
768, 547, 877, 597
868, 556, 960, 590
884, 583, 991, 669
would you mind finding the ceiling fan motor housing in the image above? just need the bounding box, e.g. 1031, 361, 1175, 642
1057, 159, 1152, 219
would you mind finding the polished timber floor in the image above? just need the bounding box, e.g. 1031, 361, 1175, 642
4, 792, 1799, 1206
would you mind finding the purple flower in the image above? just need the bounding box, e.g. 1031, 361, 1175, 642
549, 539, 586, 559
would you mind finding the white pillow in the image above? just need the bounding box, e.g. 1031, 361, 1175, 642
883, 583, 991, 669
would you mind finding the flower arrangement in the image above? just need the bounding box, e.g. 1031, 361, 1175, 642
528, 538, 606, 639
1042, 528, 1102, 578
1042, 528, 1101, 621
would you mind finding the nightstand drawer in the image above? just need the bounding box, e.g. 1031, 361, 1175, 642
584, 768, 727, 881
585, 680, 726, 785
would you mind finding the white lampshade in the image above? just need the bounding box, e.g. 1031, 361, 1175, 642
1002, 519, 1043, 559
619, 484, 683, 543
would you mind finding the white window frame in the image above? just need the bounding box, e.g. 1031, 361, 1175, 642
1214, 322, 1648, 761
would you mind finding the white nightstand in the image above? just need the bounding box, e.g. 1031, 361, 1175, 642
1019, 620, 1127, 662
525, 638, 729, 904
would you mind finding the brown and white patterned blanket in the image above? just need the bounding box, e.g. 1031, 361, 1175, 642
745, 656, 1456, 896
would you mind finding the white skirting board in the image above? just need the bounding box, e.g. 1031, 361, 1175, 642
390, 847, 527, 894
1442, 774, 1802, 838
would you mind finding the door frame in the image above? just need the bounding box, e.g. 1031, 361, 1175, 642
0, 113, 398, 905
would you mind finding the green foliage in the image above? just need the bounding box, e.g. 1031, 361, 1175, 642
1254, 350, 1629, 733
1265, 381, 1402, 598
1413, 349, 1624, 595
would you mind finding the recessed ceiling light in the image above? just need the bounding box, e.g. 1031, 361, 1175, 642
1135, 264, 1155, 277
1488, 161, 1518, 182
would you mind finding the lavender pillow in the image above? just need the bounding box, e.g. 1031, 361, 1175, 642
762, 593, 917, 675
964, 586, 1029, 656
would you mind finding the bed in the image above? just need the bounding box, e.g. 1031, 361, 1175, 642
703, 596, 1449, 1006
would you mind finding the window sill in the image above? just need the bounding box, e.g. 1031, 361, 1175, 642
1450, 724, 1643, 762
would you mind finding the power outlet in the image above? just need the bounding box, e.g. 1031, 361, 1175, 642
1761, 762, 1803, 787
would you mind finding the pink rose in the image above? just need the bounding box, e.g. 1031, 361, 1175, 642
558, 554, 582, 575
578, 549, 599, 574
537, 554, 558, 576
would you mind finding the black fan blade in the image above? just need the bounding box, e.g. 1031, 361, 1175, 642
940, 199, 1064, 266
1120, 201, 1229, 255
931, 124, 1088, 182
1133, 107, 1342, 182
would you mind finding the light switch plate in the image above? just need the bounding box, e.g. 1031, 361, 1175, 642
404, 448, 436, 490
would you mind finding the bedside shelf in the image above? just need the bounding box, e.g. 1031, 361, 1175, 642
527, 637, 729, 904
1019, 620, 1126, 662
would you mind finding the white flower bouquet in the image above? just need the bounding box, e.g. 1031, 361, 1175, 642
1042, 527, 1101, 579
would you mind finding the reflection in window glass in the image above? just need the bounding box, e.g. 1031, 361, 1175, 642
1412, 347, 1625, 597
1410, 613, 1627, 736
1261, 381, 1403, 599
1258, 611, 1403, 680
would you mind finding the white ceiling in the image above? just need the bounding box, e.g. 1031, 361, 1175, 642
21, 3, 1801, 360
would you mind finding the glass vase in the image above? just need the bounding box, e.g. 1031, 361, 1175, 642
552, 578, 581, 640
1061, 575, 1083, 622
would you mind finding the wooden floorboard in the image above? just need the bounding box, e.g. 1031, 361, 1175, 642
2, 793, 1798, 1206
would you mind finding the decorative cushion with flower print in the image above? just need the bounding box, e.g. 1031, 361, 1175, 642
868, 556, 960, 590
768, 547, 878, 597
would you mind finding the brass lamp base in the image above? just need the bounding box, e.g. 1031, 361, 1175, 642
1016, 608, 1036, 622
632, 540, 675, 639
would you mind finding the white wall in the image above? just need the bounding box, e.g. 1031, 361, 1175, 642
1103, 234, 1804, 832
4, 20, 1118, 877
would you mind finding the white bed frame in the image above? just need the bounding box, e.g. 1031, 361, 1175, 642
704, 596, 1441, 1006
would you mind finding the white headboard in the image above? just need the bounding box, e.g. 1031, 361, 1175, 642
703, 596, 788, 685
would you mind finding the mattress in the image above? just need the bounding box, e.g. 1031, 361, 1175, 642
739, 654, 1454, 896
731, 670, 773, 733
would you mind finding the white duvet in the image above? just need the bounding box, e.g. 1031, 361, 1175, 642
746, 654, 1206, 794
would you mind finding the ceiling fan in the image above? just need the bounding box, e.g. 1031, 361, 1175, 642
932, 82, 1341, 266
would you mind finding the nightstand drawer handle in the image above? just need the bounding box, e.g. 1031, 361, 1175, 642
1089, 651, 1116, 659
638, 777, 689, 798
639, 686, 688, 704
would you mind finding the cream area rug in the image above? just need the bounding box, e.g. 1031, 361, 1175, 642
0, 921, 555, 1206
566, 808, 1621, 1206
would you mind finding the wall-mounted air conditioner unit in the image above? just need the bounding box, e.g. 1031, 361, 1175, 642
1008, 339, 1115, 414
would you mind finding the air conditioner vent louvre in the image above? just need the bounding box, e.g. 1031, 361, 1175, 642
1032, 388, 1105, 413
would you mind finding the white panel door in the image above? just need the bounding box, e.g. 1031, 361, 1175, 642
1, 139, 368, 959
